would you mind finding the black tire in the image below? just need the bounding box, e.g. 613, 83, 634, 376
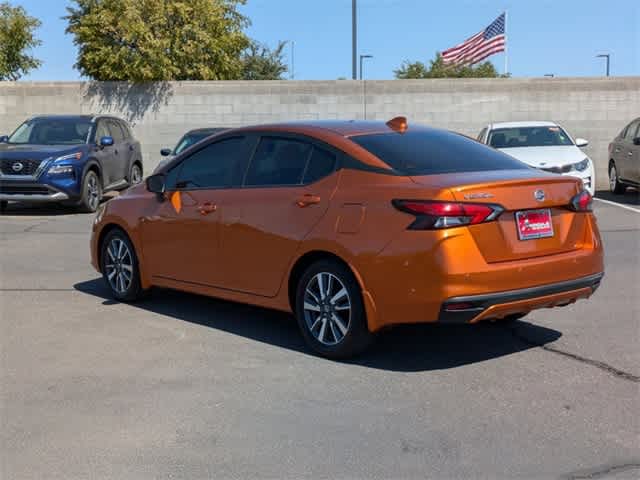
0, 201, 7, 213
78, 170, 102, 213
295, 259, 374, 359
100, 228, 145, 302
609, 163, 626, 194
129, 162, 143, 186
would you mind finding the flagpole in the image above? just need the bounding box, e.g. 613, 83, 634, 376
504, 10, 508, 75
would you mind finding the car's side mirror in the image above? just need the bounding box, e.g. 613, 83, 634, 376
99, 136, 114, 147
146, 173, 166, 196
633, 137, 640, 146
575, 138, 589, 147
160, 148, 172, 157
0, 135, 8, 143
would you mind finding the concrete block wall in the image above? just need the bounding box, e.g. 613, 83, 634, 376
1, 78, 639, 189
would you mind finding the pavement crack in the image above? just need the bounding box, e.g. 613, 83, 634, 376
562, 462, 640, 479
506, 325, 640, 383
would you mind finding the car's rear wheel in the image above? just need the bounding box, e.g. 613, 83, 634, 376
78, 170, 102, 213
295, 259, 373, 359
609, 163, 626, 194
100, 229, 144, 302
0, 201, 7, 213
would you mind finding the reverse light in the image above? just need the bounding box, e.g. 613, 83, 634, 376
392, 200, 504, 230
569, 190, 593, 212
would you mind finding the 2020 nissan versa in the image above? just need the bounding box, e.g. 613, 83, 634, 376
91, 118, 604, 358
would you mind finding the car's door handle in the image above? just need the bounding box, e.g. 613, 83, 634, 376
629, 151, 634, 156
296, 194, 321, 208
198, 202, 217, 215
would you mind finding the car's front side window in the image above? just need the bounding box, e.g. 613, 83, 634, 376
244, 137, 312, 187
624, 121, 640, 141
172, 137, 247, 190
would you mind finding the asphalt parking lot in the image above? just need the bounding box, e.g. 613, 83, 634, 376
1, 190, 639, 479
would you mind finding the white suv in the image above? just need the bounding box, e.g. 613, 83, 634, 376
477, 121, 595, 194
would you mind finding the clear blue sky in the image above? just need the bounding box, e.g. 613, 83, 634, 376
14, 0, 640, 80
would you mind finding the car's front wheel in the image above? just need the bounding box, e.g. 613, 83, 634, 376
78, 170, 102, 213
609, 163, 626, 194
100, 229, 145, 302
129, 163, 143, 186
295, 259, 373, 359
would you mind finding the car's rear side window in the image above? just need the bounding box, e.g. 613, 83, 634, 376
303, 147, 336, 184
244, 137, 312, 186
350, 129, 528, 175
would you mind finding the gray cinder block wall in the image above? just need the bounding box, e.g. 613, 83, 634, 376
1, 78, 638, 189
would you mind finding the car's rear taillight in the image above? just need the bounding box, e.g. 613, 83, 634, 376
569, 190, 593, 212
392, 200, 504, 230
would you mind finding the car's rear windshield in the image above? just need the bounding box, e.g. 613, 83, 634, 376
488, 126, 574, 148
350, 129, 528, 175
8, 118, 92, 145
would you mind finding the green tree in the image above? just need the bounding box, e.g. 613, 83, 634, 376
241, 40, 288, 80
395, 53, 504, 79
65, 0, 250, 81
0, 2, 42, 80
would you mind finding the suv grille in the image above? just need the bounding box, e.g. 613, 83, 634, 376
0, 158, 43, 176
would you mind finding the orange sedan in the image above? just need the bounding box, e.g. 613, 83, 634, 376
90, 118, 604, 358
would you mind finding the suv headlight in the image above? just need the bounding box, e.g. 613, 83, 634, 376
572, 158, 590, 172
48, 164, 75, 175
47, 152, 82, 175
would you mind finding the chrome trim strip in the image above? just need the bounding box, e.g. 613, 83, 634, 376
0, 191, 69, 202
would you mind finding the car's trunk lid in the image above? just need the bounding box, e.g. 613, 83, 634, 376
410, 169, 587, 263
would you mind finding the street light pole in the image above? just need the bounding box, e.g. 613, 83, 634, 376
359, 55, 373, 120
596, 54, 610, 77
359, 54, 373, 81
352, 0, 357, 80
290, 41, 295, 80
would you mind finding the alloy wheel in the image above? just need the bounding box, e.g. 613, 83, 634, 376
105, 238, 134, 294
131, 165, 142, 184
609, 166, 617, 192
303, 272, 351, 346
87, 175, 100, 211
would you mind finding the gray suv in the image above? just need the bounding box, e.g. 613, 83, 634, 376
608, 118, 640, 194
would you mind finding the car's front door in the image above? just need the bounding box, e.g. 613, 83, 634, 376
93, 119, 119, 186
626, 121, 640, 184
618, 120, 639, 182
219, 135, 339, 297
139, 136, 251, 286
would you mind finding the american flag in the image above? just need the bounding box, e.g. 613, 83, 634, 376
441, 13, 506, 66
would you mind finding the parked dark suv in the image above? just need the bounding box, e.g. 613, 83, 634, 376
0, 115, 143, 212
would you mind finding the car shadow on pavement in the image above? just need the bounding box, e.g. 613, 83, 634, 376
74, 278, 562, 372
595, 189, 639, 206
0, 196, 115, 216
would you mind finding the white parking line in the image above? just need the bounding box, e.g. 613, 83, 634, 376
593, 197, 640, 214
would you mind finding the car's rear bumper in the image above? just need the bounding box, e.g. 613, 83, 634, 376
438, 272, 604, 324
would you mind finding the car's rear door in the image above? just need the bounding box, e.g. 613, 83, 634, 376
139, 136, 252, 286
218, 135, 339, 297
